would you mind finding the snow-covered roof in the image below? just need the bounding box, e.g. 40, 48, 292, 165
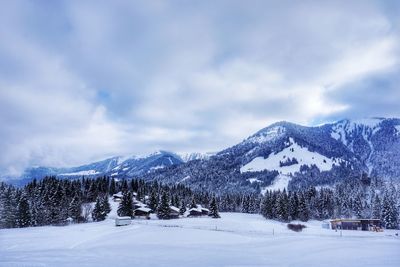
135, 207, 151, 213
169, 206, 180, 213
188, 207, 202, 213
113, 192, 123, 197
201, 208, 210, 212
116, 216, 131, 220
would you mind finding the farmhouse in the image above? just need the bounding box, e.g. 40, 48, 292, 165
329, 219, 382, 231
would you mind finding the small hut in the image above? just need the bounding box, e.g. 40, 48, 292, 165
115, 216, 131, 226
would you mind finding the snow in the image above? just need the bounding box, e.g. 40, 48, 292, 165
149, 165, 165, 170
241, 138, 339, 175
351, 118, 383, 129
1, 213, 399, 267
179, 175, 191, 183
59, 170, 100, 176
135, 207, 151, 213
177, 152, 214, 162
246, 126, 286, 144
247, 178, 262, 183
262, 174, 292, 192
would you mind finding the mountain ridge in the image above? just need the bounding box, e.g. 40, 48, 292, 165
2, 117, 400, 191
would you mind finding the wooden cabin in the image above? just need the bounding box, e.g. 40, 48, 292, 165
134, 207, 151, 219
169, 206, 180, 219
188, 205, 209, 217
329, 219, 382, 231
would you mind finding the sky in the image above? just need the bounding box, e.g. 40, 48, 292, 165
1, 0, 400, 175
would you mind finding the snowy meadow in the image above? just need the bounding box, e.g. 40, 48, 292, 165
1, 213, 399, 267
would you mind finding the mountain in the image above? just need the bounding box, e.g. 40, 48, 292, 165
5, 151, 184, 185
3, 117, 400, 192
143, 117, 400, 193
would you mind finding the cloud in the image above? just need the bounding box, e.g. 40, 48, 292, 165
0, 0, 399, 175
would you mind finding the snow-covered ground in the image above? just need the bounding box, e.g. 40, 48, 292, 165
1, 213, 399, 267
241, 138, 340, 176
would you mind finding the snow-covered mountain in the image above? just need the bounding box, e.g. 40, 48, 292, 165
3, 118, 400, 191
145, 117, 400, 193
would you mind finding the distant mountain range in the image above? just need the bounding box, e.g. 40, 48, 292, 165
3, 117, 400, 192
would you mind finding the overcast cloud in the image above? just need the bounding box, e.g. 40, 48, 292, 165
1, 0, 399, 175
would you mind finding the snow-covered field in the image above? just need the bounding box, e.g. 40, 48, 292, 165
1, 213, 399, 267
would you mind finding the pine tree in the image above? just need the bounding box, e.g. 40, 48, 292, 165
101, 195, 111, 215
17, 194, 31, 227
298, 194, 309, 222
241, 195, 250, 213
288, 192, 299, 221
190, 197, 197, 209
209, 197, 220, 218
353, 195, 363, 219
109, 178, 117, 196
117, 192, 133, 218
276, 190, 289, 222
68, 194, 82, 223
157, 191, 171, 219
92, 198, 106, 221
179, 200, 186, 215
0, 187, 17, 228
149, 190, 159, 212
381, 193, 398, 229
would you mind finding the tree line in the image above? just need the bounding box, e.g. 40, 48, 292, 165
0, 176, 219, 229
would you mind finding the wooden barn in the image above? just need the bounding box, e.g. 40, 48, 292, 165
329, 219, 382, 231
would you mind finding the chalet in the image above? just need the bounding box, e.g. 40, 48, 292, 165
115, 216, 131, 226
169, 206, 180, 219
329, 219, 382, 231
188, 205, 209, 217
134, 207, 152, 219
112, 192, 123, 202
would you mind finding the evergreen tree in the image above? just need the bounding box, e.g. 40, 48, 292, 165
17, 194, 31, 227
157, 191, 171, 219
117, 192, 134, 218
298, 194, 309, 222
288, 192, 299, 221
92, 198, 106, 221
179, 200, 187, 215
276, 190, 289, 222
148, 190, 159, 212
241, 195, 250, 213
101, 195, 111, 215
190, 197, 197, 209
209, 197, 220, 218
68, 194, 82, 223
353, 195, 363, 219
109, 178, 117, 196
381, 193, 398, 229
